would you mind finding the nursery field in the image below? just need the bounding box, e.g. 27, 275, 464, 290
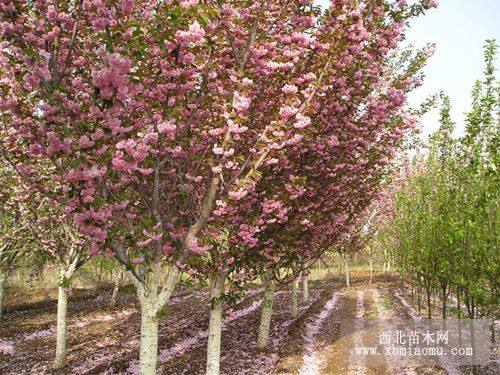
1, 271, 496, 375
0, 1, 498, 375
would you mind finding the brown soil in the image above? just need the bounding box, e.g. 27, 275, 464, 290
0, 273, 496, 375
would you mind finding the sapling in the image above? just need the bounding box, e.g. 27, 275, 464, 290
110, 265, 125, 306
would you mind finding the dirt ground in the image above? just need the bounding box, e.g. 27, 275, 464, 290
0, 272, 497, 375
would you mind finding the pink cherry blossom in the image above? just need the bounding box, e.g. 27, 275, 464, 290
175, 21, 205, 46
232, 91, 251, 113
121, 0, 135, 14
294, 113, 311, 129
282, 84, 298, 94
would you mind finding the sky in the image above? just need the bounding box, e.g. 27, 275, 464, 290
314, 0, 500, 140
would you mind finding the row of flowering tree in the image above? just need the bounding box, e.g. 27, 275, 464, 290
0, 0, 437, 373
378, 40, 498, 321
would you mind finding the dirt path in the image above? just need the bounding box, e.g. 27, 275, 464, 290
2, 274, 491, 374
298, 291, 341, 375
275, 277, 466, 375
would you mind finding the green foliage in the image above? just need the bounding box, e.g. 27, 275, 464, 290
382, 41, 499, 319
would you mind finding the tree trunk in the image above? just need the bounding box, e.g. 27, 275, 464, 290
426, 287, 432, 319
98, 262, 103, 282
441, 285, 447, 319
464, 289, 472, 318
383, 248, 388, 272
206, 274, 225, 375
290, 279, 298, 318
110, 266, 124, 306
344, 257, 350, 287
411, 281, 415, 305
257, 275, 275, 349
302, 274, 309, 302
134, 264, 180, 375
52, 249, 83, 370
417, 283, 421, 315
369, 258, 373, 283
139, 297, 159, 375
0, 268, 4, 321
53, 284, 69, 369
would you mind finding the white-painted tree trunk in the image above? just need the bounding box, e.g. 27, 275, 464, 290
133, 264, 180, 375
53, 284, 69, 369
110, 266, 124, 306
0, 268, 5, 321
369, 259, 373, 283
383, 248, 390, 272
302, 274, 309, 302
139, 297, 159, 375
52, 248, 82, 369
290, 279, 298, 317
206, 274, 225, 375
344, 257, 350, 287
257, 276, 275, 349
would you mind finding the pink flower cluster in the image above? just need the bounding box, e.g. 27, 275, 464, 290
232, 91, 251, 113
91, 53, 133, 100
175, 21, 205, 46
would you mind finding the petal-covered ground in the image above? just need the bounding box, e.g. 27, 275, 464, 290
0, 272, 497, 375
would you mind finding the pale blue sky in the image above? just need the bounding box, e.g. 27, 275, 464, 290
315, 0, 500, 139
